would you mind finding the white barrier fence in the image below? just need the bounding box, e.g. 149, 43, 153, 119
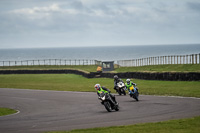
0, 59, 101, 66
117, 53, 200, 67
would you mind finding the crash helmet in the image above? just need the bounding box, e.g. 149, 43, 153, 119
126, 79, 131, 85
94, 84, 101, 91
114, 75, 118, 80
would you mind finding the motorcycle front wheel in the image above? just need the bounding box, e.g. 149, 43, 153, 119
115, 105, 119, 111
104, 101, 112, 112
122, 89, 126, 95
135, 93, 139, 101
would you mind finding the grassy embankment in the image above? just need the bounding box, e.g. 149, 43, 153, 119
0, 64, 200, 72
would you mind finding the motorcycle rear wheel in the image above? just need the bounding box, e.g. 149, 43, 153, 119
122, 89, 126, 95
118, 91, 122, 95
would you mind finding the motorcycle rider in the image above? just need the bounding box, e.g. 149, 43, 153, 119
113, 75, 124, 92
94, 84, 118, 106
125, 79, 138, 95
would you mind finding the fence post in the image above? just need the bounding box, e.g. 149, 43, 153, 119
167, 56, 169, 64
145, 58, 147, 66
195, 54, 197, 64
140, 59, 141, 66
192, 54, 194, 64
134, 59, 136, 66
153, 57, 155, 65
157, 57, 159, 65
160, 56, 162, 65
176, 56, 178, 64
135, 59, 136, 66
185, 55, 187, 64
162, 56, 164, 64
170, 56, 172, 64
199, 53, 200, 64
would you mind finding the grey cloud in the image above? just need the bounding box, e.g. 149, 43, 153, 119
187, 2, 200, 11
0, 0, 200, 48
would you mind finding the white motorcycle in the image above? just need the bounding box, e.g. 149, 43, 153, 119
116, 81, 126, 95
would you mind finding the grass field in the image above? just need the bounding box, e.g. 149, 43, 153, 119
0, 74, 200, 97
115, 64, 200, 73
46, 116, 200, 133
0, 65, 97, 72
0, 64, 200, 73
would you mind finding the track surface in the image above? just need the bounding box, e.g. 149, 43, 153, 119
0, 88, 200, 133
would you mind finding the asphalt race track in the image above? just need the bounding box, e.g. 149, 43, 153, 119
0, 88, 200, 133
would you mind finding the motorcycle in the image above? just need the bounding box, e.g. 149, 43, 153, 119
129, 85, 139, 101
116, 81, 126, 95
98, 92, 119, 112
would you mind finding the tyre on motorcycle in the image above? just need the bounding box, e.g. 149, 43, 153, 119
122, 88, 126, 95
114, 104, 119, 111
104, 101, 112, 112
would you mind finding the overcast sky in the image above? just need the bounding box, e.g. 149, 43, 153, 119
0, 0, 200, 48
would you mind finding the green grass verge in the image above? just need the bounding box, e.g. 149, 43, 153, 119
0, 107, 17, 116
0, 74, 200, 97
46, 116, 200, 133
115, 64, 200, 73
0, 64, 200, 73
0, 65, 97, 72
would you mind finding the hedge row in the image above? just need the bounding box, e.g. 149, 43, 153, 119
0, 70, 199, 81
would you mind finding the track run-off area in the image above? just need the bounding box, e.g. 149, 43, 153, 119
0, 88, 200, 133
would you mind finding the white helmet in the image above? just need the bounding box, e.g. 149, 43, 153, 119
126, 79, 131, 84
94, 84, 101, 91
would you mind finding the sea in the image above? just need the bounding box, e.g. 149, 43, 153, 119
0, 44, 200, 62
